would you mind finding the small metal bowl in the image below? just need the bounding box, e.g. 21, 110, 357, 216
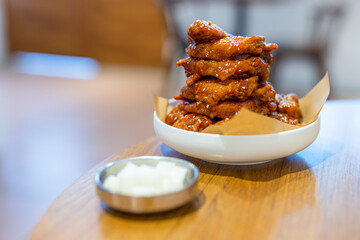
95, 156, 199, 214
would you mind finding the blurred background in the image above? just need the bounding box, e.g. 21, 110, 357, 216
0, 0, 358, 239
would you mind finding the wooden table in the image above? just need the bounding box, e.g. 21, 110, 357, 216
30, 100, 360, 240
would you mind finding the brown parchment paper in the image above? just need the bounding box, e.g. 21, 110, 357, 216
153, 73, 330, 135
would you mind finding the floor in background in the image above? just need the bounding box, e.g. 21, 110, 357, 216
0, 64, 164, 240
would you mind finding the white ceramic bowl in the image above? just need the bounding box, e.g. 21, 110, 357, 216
153, 112, 320, 164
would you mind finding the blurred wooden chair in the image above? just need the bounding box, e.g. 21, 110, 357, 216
270, 3, 345, 90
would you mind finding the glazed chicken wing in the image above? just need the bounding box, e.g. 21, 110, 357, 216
165, 105, 213, 132
270, 112, 299, 125
186, 36, 278, 61
177, 56, 271, 82
177, 100, 270, 119
175, 76, 258, 106
172, 114, 213, 132
187, 20, 228, 43
275, 93, 301, 119
165, 105, 186, 126
251, 81, 276, 103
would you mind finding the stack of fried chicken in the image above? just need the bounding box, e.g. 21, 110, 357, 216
166, 20, 301, 132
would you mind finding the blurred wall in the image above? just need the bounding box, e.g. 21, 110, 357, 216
246, 1, 359, 96
0, 0, 7, 67
5, 0, 164, 66
4, 0, 360, 97
331, 2, 360, 94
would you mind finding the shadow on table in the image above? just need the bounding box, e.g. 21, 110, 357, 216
101, 190, 206, 220
158, 137, 343, 204
159, 138, 343, 182
159, 141, 334, 239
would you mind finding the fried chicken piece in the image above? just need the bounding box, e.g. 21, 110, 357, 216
275, 93, 301, 119
172, 113, 213, 132
187, 20, 228, 43
186, 36, 278, 61
176, 76, 258, 106
177, 56, 271, 82
269, 112, 299, 125
252, 51, 274, 65
167, 20, 301, 131
165, 105, 213, 132
165, 105, 186, 126
266, 101, 278, 113
177, 99, 270, 119
251, 80, 276, 103
185, 73, 201, 86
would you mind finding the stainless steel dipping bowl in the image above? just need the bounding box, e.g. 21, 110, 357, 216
95, 156, 199, 214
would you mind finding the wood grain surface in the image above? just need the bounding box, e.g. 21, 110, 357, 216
30, 100, 360, 240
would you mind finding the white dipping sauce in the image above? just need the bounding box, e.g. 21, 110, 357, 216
103, 161, 188, 196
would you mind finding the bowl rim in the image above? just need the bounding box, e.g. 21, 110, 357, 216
94, 156, 199, 199
153, 111, 320, 138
